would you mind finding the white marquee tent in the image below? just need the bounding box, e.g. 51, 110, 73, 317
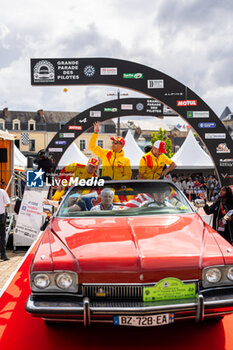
57, 142, 88, 169
14, 145, 27, 169
171, 129, 215, 169
124, 130, 144, 169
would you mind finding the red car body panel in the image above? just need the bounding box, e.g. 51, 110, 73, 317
31, 213, 228, 284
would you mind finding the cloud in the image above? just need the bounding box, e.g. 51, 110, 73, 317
0, 0, 233, 117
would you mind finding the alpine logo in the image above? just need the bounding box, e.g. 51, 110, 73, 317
79, 118, 87, 123
221, 173, 233, 179
177, 100, 197, 106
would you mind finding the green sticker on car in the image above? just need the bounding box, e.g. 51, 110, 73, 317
143, 278, 196, 302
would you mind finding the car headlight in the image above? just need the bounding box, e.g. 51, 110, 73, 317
205, 268, 222, 283
55, 273, 73, 289
33, 273, 50, 289
227, 267, 233, 281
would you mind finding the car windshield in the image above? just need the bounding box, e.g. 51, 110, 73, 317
56, 180, 193, 218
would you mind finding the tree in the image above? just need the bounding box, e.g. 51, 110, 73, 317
150, 128, 174, 158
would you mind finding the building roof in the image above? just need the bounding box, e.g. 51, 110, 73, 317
220, 106, 232, 120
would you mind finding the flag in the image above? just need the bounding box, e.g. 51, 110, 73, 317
21, 132, 29, 145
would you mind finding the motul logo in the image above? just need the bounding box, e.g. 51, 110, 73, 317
177, 100, 197, 106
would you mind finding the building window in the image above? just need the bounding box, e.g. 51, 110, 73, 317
13, 119, 20, 130
0, 119, 5, 130
97, 140, 104, 148
28, 119, 36, 131
15, 139, 20, 149
29, 140, 35, 151
79, 140, 86, 151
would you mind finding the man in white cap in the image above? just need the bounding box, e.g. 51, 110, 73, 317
138, 140, 176, 180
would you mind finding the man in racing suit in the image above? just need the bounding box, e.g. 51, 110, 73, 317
52, 158, 99, 201
89, 122, 132, 180
138, 140, 176, 180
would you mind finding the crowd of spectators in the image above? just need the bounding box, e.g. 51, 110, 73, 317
171, 174, 220, 202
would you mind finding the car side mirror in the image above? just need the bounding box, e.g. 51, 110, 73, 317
194, 199, 205, 208
43, 204, 54, 215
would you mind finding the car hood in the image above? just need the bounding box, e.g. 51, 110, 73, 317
50, 213, 225, 283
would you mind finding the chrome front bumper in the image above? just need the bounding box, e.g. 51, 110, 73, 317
25, 289, 233, 326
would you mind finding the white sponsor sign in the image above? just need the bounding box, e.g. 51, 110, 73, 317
13, 187, 49, 247
216, 143, 230, 153
48, 148, 63, 152
147, 80, 164, 89
205, 133, 226, 139
59, 133, 75, 138
90, 111, 101, 117
121, 104, 133, 110
187, 111, 209, 118
100, 67, 118, 75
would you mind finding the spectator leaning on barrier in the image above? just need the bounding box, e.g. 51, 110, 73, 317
89, 122, 132, 180
138, 140, 176, 180
0, 189, 10, 261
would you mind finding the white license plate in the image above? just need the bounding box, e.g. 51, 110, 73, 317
113, 314, 174, 327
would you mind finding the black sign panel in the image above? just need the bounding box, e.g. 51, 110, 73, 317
31, 58, 233, 186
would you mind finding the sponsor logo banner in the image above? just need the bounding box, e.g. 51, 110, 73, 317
147, 79, 164, 89
56, 60, 79, 81
26, 169, 44, 188
121, 104, 133, 110
100, 67, 117, 75
164, 92, 183, 96
146, 99, 162, 113
177, 100, 197, 106
68, 125, 83, 130
84, 65, 95, 77
198, 122, 216, 128
55, 141, 67, 145
220, 159, 233, 162
59, 133, 75, 138
33, 60, 55, 83
90, 111, 101, 117
136, 103, 144, 111
205, 133, 226, 139
48, 148, 63, 152
216, 143, 230, 153
79, 118, 87, 123
104, 108, 118, 112
187, 111, 209, 118
123, 73, 143, 79
163, 106, 174, 114
220, 160, 233, 166
221, 173, 233, 179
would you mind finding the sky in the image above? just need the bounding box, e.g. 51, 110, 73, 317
0, 0, 233, 122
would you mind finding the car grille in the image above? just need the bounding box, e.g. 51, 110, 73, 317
82, 285, 145, 300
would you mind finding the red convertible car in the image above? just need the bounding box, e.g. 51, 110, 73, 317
25, 180, 233, 327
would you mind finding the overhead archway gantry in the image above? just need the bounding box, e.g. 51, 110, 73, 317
31, 58, 233, 186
